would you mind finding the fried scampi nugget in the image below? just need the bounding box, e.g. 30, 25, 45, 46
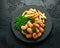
26, 34, 32, 38
33, 33, 42, 39
27, 21, 33, 28
21, 26, 27, 30
39, 27, 44, 33
27, 28, 33, 33
33, 23, 39, 28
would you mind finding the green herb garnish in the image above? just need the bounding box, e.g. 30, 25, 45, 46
15, 15, 30, 31
23, 29, 28, 34
32, 26, 36, 32
30, 18, 35, 23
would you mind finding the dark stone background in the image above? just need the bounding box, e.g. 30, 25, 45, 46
0, 0, 60, 48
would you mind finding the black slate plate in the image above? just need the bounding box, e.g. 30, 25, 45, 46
11, 5, 52, 43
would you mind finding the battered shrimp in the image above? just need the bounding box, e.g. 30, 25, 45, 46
40, 23, 45, 28
27, 21, 33, 28
22, 31, 27, 35
36, 28, 40, 33
33, 23, 39, 28
21, 26, 27, 30
27, 28, 33, 33
37, 32, 42, 37
39, 27, 44, 33
33, 33, 38, 39
26, 34, 32, 38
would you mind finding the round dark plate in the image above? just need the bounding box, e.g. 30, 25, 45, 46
11, 5, 52, 43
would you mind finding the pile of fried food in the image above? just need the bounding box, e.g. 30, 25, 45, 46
21, 8, 46, 39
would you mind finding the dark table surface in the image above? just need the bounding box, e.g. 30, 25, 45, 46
0, 0, 60, 48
